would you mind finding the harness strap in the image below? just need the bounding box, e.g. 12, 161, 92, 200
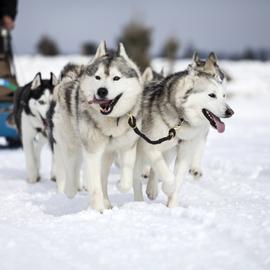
127, 114, 183, 145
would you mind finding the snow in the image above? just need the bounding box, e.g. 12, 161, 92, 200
1, 57, 270, 270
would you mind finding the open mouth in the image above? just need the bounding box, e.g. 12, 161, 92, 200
89, 93, 123, 115
202, 109, 225, 133
39, 113, 48, 129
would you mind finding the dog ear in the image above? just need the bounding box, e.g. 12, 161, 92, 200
117, 43, 131, 61
207, 52, 218, 64
117, 42, 142, 81
50, 72, 58, 86
91, 40, 107, 62
192, 51, 200, 64
160, 67, 165, 77
31, 72, 42, 90
142, 67, 154, 83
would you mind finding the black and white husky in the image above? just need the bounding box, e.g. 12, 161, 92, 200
133, 53, 234, 207
14, 72, 57, 183
50, 41, 143, 211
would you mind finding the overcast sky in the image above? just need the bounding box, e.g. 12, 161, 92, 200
12, 0, 270, 55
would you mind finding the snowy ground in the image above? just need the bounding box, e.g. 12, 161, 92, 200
0, 57, 270, 270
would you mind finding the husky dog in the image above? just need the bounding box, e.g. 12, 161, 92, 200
188, 52, 225, 83
133, 56, 234, 207
50, 41, 143, 211
142, 67, 165, 84
188, 52, 225, 177
13, 72, 57, 183
142, 52, 225, 200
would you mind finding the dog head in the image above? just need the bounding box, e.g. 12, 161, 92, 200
142, 67, 165, 85
59, 63, 83, 83
80, 41, 142, 117
173, 73, 234, 133
189, 52, 225, 84
28, 72, 57, 125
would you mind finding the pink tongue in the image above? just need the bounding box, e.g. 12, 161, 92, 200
212, 114, 225, 133
89, 96, 111, 105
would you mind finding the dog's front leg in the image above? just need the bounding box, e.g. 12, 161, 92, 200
101, 151, 114, 209
146, 148, 175, 197
167, 141, 193, 208
117, 144, 137, 193
146, 169, 158, 200
83, 145, 107, 212
146, 149, 175, 200
21, 128, 39, 183
190, 132, 208, 179
33, 134, 46, 176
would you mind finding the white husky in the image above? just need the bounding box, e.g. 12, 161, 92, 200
50, 41, 143, 211
133, 63, 234, 207
13, 72, 57, 183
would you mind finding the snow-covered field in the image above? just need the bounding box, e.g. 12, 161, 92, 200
0, 57, 270, 270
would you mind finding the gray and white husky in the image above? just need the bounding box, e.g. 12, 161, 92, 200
133, 53, 234, 207
50, 41, 143, 211
13, 72, 57, 183
141, 54, 227, 200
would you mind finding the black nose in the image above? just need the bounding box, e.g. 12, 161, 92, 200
97, 87, 108, 99
225, 106, 234, 118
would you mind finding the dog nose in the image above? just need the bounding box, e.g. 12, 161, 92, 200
97, 87, 108, 99
225, 106, 234, 118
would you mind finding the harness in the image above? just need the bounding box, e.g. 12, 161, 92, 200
127, 113, 184, 145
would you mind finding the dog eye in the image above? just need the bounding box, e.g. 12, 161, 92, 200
95, 75, 101, 80
38, 100, 45, 105
208, 93, 216, 98
113, 76, 120, 81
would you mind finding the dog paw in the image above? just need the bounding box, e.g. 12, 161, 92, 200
117, 179, 132, 193
103, 198, 113, 209
146, 181, 158, 200
91, 198, 106, 213
189, 168, 203, 179
162, 179, 175, 196
167, 196, 179, 208
27, 175, 40, 183
64, 185, 77, 199
57, 180, 65, 193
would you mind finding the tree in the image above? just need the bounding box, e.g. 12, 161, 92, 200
81, 41, 97, 56
36, 35, 60, 56
161, 37, 180, 73
118, 21, 152, 72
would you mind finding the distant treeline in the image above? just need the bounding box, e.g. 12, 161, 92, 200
182, 47, 270, 61
35, 21, 270, 71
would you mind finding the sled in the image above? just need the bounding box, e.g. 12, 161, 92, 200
0, 28, 20, 147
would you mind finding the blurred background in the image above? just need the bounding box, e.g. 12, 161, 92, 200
13, 0, 270, 61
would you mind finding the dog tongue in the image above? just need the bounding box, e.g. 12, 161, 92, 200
89, 96, 111, 105
212, 114, 225, 133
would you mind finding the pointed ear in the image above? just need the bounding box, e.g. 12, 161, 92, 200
31, 72, 42, 90
117, 42, 141, 81
91, 40, 107, 62
117, 43, 130, 60
208, 52, 218, 64
142, 67, 154, 83
160, 67, 165, 77
192, 51, 200, 64
50, 72, 58, 86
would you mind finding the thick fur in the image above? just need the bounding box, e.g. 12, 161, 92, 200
50, 41, 143, 211
13, 72, 57, 183
142, 57, 226, 201
134, 56, 233, 207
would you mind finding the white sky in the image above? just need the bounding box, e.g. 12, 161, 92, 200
12, 0, 270, 55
